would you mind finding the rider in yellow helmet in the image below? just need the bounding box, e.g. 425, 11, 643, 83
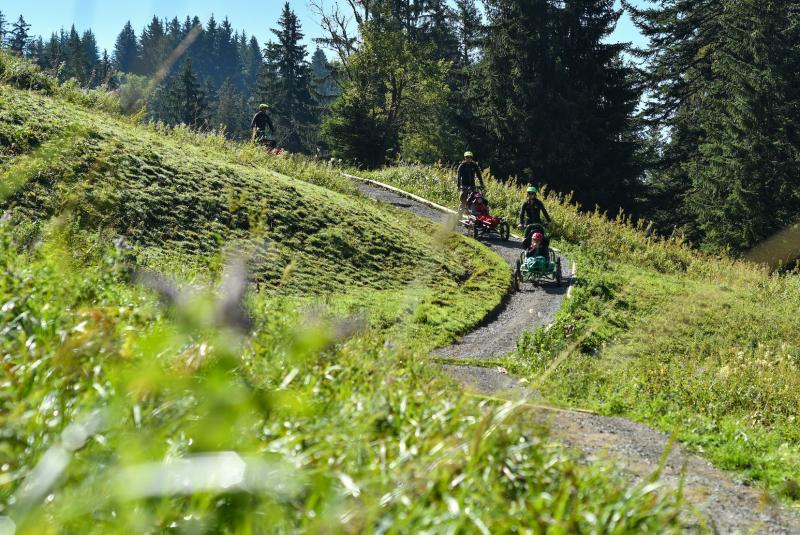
251, 104, 276, 148
457, 151, 484, 209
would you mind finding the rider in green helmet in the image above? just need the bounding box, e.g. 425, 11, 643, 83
519, 184, 551, 238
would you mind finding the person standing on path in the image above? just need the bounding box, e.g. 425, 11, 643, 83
251, 104, 276, 149
456, 151, 485, 210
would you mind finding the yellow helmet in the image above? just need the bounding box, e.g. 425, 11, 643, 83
464, 151, 474, 159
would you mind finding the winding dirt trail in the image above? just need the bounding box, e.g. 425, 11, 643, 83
351, 177, 800, 534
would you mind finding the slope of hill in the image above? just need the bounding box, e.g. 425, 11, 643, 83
369, 164, 800, 500
0, 54, 686, 532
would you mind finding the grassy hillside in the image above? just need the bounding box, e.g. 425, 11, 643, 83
0, 54, 686, 532
369, 163, 800, 500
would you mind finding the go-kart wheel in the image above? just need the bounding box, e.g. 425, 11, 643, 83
555, 258, 563, 286
513, 267, 521, 292
502, 222, 510, 241
473, 223, 480, 239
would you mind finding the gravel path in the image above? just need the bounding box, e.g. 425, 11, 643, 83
354, 181, 571, 360
352, 178, 800, 534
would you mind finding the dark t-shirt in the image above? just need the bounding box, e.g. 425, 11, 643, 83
457, 160, 484, 189
250, 111, 275, 133
519, 198, 551, 227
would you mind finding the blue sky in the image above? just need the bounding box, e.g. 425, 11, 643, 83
3, 0, 647, 55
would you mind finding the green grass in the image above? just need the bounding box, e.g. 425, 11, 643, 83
369, 163, 800, 501
0, 53, 687, 532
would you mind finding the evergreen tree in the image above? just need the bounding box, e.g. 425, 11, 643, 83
28, 36, 45, 65
310, 47, 339, 105
139, 16, 166, 75
214, 79, 248, 138
201, 15, 221, 84
684, 0, 800, 252
81, 30, 99, 66
113, 21, 139, 73
244, 35, 263, 90
97, 50, 114, 87
41, 32, 64, 71
171, 59, 209, 128
258, 3, 316, 152
0, 11, 7, 47
423, 0, 460, 63
81, 30, 100, 85
627, 0, 724, 239
217, 18, 241, 86
476, 0, 640, 210
454, 0, 483, 67
9, 15, 31, 56
63, 26, 87, 82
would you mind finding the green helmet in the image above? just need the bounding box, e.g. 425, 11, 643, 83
527, 186, 538, 194
464, 151, 474, 159
259, 103, 269, 111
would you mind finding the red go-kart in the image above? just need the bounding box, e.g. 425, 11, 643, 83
462, 213, 511, 241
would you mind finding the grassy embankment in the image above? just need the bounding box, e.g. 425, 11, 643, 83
369, 164, 800, 500
0, 53, 686, 532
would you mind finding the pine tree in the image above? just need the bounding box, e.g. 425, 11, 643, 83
201, 15, 221, 84
139, 16, 166, 75
9, 15, 31, 56
172, 59, 209, 128
243, 35, 263, 90
454, 0, 483, 67
627, 0, 724, 239
113, 21, 139, 73
63, 26, 87, 82
684, 0, 800, 252
258, 3, 316, 152
28, 36, 45, 66
217, 18, 242, 87
476, 0, 640, 210
0, 11, 7, 47
41, 32, 64, 71
81, 30, 100, 85
97, 50, 114, 87
310, 47, 339, 105
424, 0, 460, 63
214, 79, 247, 138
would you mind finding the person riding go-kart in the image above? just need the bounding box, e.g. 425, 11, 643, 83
515, 224, 562, 288
468, 190, 489, 216
457, 151, 485, 211
462, 190, 511, 240
514, 186, 561, 288
251, 103, 276, 149
519, 185, 551, 230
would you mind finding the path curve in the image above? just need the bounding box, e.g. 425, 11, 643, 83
353, 180, 571, 360
350, 177, 800, 534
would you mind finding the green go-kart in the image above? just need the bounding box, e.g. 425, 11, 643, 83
513, 224, 563, 290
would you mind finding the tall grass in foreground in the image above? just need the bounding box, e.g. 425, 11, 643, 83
0, 226, 687, 532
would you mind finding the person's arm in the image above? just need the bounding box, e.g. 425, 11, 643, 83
456, 163, 464, 189
519, 203, 526, 228
539, 199, 551, 223
475, 163, 485, 189
250, 114, 258, 130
